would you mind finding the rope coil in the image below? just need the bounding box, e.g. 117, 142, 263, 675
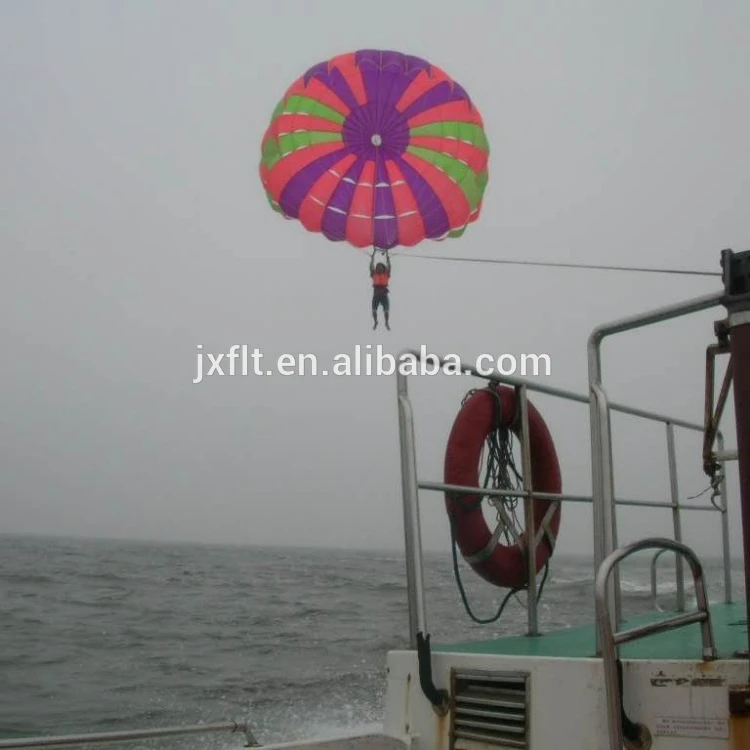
448, 385, 549, 624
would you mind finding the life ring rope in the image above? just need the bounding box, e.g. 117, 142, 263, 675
449, 384, 532, 563
454, 385, 527, 555
447, 507, 552, 625
444, 383, 563, 592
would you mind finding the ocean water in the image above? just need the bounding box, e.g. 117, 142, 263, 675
0, 535, 745, 748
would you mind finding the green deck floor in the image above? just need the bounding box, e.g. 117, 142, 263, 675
435, 602, 748, 660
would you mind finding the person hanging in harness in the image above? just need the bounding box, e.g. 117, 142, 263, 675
370, 251, 391, 330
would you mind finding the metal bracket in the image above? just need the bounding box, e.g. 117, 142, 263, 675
703, 336, 732, 479
729, 684, 750, 716
721, 247, 750, 301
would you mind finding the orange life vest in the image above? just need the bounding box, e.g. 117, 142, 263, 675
372, 271, 390, 287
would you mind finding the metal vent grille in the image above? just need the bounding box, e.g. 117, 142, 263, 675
450, 669, 529, 750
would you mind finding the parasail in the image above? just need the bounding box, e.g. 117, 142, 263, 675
259, 49, 489, 251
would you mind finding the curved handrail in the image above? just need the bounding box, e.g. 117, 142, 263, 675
595, 537, 716, 750
0, 722, 257, 749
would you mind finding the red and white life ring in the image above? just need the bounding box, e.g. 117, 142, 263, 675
443, 385, 562, 590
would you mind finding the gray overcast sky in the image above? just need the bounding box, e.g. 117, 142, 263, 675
1, 1, 748, 563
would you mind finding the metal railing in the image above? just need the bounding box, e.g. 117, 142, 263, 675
595, 538, 716, 750
0, 722, 258, 750
396, 344, 732, 646
586, 290, 726, 648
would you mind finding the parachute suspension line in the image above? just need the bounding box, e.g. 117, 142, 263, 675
371, 143, 380, 260
375, 128, 396, 262
370, 138, 392, 261
448, 385, 550, 624
393, 253, 720, 277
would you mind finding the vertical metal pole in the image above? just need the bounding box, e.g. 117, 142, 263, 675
589, 382, 619, 650
722, 247, 750, 671
725, 310, 750, 660
589, 384, 607, 656
518, 385, 538, 636
666, 422, 686, 611
716, 432, 732, 604
606, 406, 623, 629
396, 371, 427, 648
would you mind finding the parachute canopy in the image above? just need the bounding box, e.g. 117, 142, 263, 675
260, 49, 489, 251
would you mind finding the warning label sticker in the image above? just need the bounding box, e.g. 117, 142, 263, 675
654, 716, 728, 739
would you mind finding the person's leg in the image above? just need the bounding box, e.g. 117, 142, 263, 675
383, 295, 390, 330
372, 294, 379, 328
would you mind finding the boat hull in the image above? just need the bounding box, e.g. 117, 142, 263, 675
383, 649, 749, 750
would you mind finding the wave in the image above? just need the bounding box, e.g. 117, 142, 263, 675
1, 573, 56, 585
79, 571, 132, 583
549, 576, 594, 586
212, 666, 386, 702
370, 581, 405, 593
620, 578, 693, 595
